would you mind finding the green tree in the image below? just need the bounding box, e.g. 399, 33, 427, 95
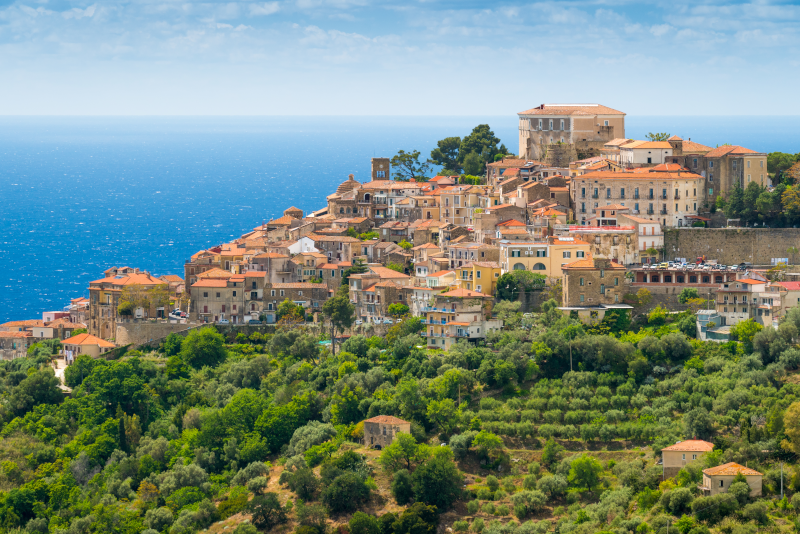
541, 438, 564, 468
350, 511, 381, 534
412, 448, 462, 511
387, 262, 404, 273
391, 469, 416, 505
8, 368, 64, 417
388, 303, 410, 317
249, 493, 287, 531
180, 327, 227, 368
496, 272, 519, 301
472, 430, 503, 461
725, 185, 745, 218
729, 318, 763, 353
322, 472, 371, 513
430, 136, 462, 174
379, 433, 430, 472
426, 398, 459, 436
458, 124, 506, 175
398, 239, 413, 250
391, 150, 431, 181
342, 259, 368, 288
567, 454, 603, 491
322, 293, 355, 356
678, 288, 700, 304
646, 132, 671, 141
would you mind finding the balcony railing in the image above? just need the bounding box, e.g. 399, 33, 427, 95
660, 208, 668, 215
647, 194, 655, 200
592, 194, 599, 199
646, 209, 655, 215
634, 194, 640, 199
674, 192, 680, 199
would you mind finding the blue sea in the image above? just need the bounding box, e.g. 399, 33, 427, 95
1, 115, 798, 323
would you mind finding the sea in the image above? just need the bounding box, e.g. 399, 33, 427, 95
1, 115, 798, 323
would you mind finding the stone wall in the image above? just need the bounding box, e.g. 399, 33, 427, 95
115, 320, 203, 347
664, 228, 800, 265
544, 144, 578, 168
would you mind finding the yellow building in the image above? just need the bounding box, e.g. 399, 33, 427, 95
499, 236, 591, 279
457, 261, 502, 295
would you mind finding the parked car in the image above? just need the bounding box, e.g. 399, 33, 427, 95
355, 319, 363, 325
248, 320, 262, 325
383, 318, 394, 325
218, 319, 230, 325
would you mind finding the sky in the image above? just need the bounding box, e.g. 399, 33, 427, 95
1, 0, 799, 115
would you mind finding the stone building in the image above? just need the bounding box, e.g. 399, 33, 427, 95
701, 463, 762, 497
62, 332, 116, 358
661, 440, 714, 479
518, 103, 626, 161
363, 415, 411, 449
88, 268, 167, 340
571, 169, 703, 227
562, 256, 627, 308
424, 288, 501, 350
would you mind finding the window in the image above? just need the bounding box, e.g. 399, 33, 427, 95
747, 160, 751, 168
719, 480, 724, 488
606, 189, 611, 198
563, 251, 571, 258
232, 291, 236, 297
580, 294, 584, 302
549, 119, 553, 130
614, 277, 619, 286
203, 292, 208, 298
692, 454, 697, 460
600, 284, 605, 294
693, 158, 698, 168
376, 170, 385, 178
280, 290, 285, 296
581, 187, 586, 197
600, 269, 605, 278
682, 454, 685, 460
477, 271, 481, 278
233, 305, 237, 311
580, 277, 584, 286
221, 305, 226, 312
536, 250, 546, 257
216, 292, 221, 298
538, 119, 542, 129
271, 290, 275, 296
709, 188, 713, 195
621, 187, 625, 197
604, 120, 609, 126
511, 250, 521, 257
560, 119, 564, 130
577, 251, 585, 258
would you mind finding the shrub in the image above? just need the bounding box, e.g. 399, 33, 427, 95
482, 503, 495, 515
322, 473, 371, 513
287, 468, 320, 501
467, 499, 480, 514
523, 475, 537, 490
231, 461, 271, 487
742, 501, 769, 524
249, 493, 288, 531
350, 511, 381, 534
486, 475, 500, 492
454, 521, 469, 532
472, 518, 485, 533
496, 504, 509, 516
391, 469, 415, 505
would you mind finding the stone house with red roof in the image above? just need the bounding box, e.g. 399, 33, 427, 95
701, 463, 762, 497
308, 234, 361, 263
363, 415, 411, 449
88, 268, 168, 340
661, 440, 714, 479
348, 265, 412, 324
63, 333, 116, 358
561, 256, 630, 321
0, 331, 34, 360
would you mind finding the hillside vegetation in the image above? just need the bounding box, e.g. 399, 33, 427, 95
3, 303, 800, 534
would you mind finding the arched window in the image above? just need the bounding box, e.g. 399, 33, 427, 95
715, 276, 723, 283
532, 263, 546, 270
513, 263, 527, 270
364, 193, 371, 202
702, 276, 710, 283
664, 275, 672, 283
690, 275, 697, 283
677, 275, 684, 283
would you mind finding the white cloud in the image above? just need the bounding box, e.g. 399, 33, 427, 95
216, 22, 233, 29
650, 23, 672, 37
62, 3, 95, 19
249, 2, 280, 16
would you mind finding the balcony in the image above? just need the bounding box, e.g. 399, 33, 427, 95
620, 194, 625, 199
660, 208, 668, 215
646, 209, 655, 215
661, 194, 668, 200
579, 209, 586, 214
634, 194, 640, 199
592, 194, 599, 199
647, 194, 655, 200
674, 192, 681, 199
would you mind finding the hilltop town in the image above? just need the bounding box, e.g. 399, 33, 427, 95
2, 103, 794, 356
5, 104, 800, 534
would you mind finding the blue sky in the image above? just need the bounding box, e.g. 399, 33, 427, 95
1, 0, 799, 115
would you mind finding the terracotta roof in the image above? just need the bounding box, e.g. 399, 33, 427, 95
575, 170, 703, 181
192, 279, 229, 288
364, 415, 410, 424
497, 219, 526, 227
0, 331, 33, 338
487, 203, 519, 210
662, 440, 715, 452
197, 268, 233, 279
90, 272, 166, 286
336, 174, 361, 194
703, 462, 762, 477
682, 140, 713, 153
518, 103, 625, 116
369, 266, 410, 279
63, 333, 116, 348
412, 243, 439, 250
160, 274, 184, 282
244, 271, 266, 278
308, 234, 361, 243
487, 158, 528, 168
428, 270, 455, 278
2, 319, 46, 328
269, 214, 298, 225
776, 282, 800, 291
668, 135, 683, 141
361, 180, 395, 190
604, 138, 634, 147
271, 283, 329, 289
374, 280, 402, 288
704, 145, 760, 158
446, 321, 471, 326
633, 141, 672, 149
549, 236, 589, 245
499, 227, 530, 235
285, 206, 302, 212
438, 288, 492, 298
734, 279, 765, 285
45, 318, 86, 329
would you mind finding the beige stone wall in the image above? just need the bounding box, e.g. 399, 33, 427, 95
663, 450, 706, 470
665, 228, 800, 265
115, 321, 199, 347
703, 474, 762, 497
363, 421, 411, 449
563, 267, 624, 307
